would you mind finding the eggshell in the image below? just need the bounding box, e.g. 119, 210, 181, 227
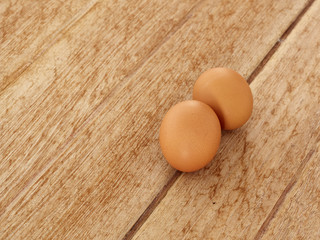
193, 68, 253, 130
159, 100, 221, 172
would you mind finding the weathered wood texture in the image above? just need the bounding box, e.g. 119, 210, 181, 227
0, 0, 199, 216
258, 5, 320, 238
0, 0, 91, 92
0, 0, 318, 239
134, 1, 320, 239
261, 144, 320, 240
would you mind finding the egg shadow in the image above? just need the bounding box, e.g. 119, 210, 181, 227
180, 125, 252, 201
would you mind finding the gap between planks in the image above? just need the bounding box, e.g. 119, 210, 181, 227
254, 150, 315, 240
123, 0, 317, 239
0, 0, 203, 220
247, 0, 315, 84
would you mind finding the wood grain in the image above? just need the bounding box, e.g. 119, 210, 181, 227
0, 0, 316, 239
257, 5, 320, 237
0, 0, 92, 92
260, 144, 320, 240
133, 1, 320, 239
0, 0, 199, 216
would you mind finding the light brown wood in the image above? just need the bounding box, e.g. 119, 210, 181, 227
261, 143, 320, 240
0, 0, 199, 216
258, 6, 320, 238
0, 0, 92, 92
134, 1, 320, 239
0, 0, 318, 239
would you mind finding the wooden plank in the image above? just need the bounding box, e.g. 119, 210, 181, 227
0, 0, 199, 215
133, 1, 320, 239
0, 0, 92, 92
0, 0, 311, 239
260, 143, 320, 240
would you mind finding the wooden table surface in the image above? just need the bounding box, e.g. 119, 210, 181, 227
1, 0, 320, 239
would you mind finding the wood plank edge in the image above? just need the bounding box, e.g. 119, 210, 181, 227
126, 0, 317, 238
0, 0, 202, 220
123, 171, 182, 240
254, 150, 315, 240
247, 0, 316, 84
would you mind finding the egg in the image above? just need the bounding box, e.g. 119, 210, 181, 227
159, 100, 221, 172
193, 68, 253, 130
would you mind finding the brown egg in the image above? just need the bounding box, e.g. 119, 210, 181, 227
159, 100, 221, 172
193, 68, 253, 130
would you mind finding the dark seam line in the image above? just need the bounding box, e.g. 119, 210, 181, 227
247, 0, 316, 84
123, 171, 182, 240
0, 0, 202, 220
124, 0, 317, 239
254, 150, 315, 240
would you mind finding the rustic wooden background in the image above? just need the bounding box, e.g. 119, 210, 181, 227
1, 0, 320, 239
